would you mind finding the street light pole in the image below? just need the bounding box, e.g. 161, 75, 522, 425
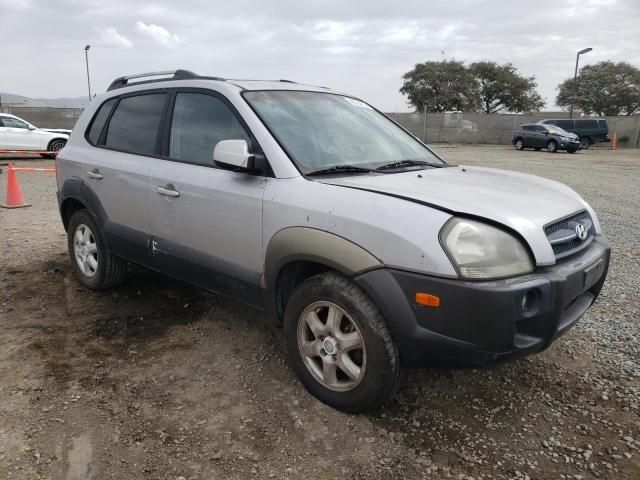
569, 47, 592, 118
84, 45, 92, 102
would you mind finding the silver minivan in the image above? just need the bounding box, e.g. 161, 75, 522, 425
56, 70, 610, 412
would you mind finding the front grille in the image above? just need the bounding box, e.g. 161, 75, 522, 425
545, 210, 594, 259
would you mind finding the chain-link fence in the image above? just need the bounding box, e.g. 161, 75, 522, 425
388, 112, 640, 148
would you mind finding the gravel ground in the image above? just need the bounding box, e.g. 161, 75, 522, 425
0, 145, 638, 480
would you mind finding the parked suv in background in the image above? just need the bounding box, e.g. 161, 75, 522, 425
0, 113, 68, 157
56, 70, 610, 412
513, 123, 580, 153
540, 118, 609, 150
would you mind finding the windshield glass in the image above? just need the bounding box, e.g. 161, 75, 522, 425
243, 91, 445, 174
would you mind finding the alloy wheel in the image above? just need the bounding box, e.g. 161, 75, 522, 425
73, 224, 98, 277
297, 301, 366, 392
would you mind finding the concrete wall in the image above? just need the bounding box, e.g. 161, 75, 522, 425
1, 106, 83, 130
388, 112, 640, 148
3, 106, 639, 148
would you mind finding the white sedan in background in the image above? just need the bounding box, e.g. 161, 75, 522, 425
0, 113, 69, 158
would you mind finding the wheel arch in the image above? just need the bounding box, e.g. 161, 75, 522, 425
263, 227, 383, 322
47, 137, 67, 150
59, 178, 108, 232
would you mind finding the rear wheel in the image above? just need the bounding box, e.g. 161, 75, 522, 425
546, 140, 558, 153
579, 137, 591, 150
284, 272, 404, 412
67, 210, 126, 289
42, 139, 66, 159
514, 139, 524, 150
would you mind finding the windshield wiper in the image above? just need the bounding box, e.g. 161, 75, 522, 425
306, 165, 376, 176
376, 159, 445, 171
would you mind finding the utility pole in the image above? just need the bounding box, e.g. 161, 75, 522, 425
569, 47, 592, 118
84, 45, 92, 102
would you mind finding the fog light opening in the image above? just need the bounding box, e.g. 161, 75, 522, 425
520, 288, 542, 317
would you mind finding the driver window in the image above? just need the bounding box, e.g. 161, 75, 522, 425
169, 92, 250, 167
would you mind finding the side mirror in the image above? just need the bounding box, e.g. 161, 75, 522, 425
28, 125, 37, 130
213, 139, 253, 170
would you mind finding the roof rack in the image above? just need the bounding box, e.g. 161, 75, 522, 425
106, 70, 226, 91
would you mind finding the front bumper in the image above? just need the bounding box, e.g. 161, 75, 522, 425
559, 139, 581, 150
355, 237, 610, 368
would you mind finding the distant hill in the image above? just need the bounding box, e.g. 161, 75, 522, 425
0, 92, 88, 108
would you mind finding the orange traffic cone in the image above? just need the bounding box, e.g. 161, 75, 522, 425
611, 132, 617, 150
1, 163, 31, 209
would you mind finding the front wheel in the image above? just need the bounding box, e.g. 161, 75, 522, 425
67, 210, 126, 289
284, 272, 404, 412
546, 140, 558, 153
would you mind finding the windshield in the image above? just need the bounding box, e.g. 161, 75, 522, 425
546, 125, 571, 135
243, 91, 445, 174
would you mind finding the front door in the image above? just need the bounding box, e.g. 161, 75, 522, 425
1, 116, 41, 150
149, 90, 266, 306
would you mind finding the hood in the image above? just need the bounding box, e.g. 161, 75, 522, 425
321, 165, 599, 266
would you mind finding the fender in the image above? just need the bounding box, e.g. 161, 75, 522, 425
262, 227, 382, 291
58, 177, 109, 230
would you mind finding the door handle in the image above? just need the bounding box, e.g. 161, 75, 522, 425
156, 185, 180, 198
86, 169, 103, 180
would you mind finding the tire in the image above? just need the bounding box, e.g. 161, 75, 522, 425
284, 271, 404, 412
579, 137, 591, 150
514, 138, 524, 150
43, 138, 66, 159
546, 140, 558, 153
67, 210, 126, 289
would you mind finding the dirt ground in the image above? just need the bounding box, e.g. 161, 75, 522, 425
0, 145, 638, 480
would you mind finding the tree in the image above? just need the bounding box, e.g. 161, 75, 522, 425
400, 60, 479, 112
556, 61, 640, 116
470, 61, 544, 113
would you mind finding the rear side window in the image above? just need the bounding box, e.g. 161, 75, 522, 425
556, 120, 574, 130
87, 98, 116, 145
598, 120, 607, 128
576, 119, 598, 128
168, 92, 249, 166
521, 125, 534, 131
105, 94, 167, 155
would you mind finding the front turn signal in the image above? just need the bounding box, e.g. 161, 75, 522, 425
415, 292, 440, 308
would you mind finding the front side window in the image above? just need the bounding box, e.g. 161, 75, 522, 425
169, 92, 249, 166
244, 91, 443, 173
2, 117, 29, 129
105, 93, 167, 155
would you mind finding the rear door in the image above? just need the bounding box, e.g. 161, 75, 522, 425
85, 92, 168, 262
148, 89, 266, 305
521, 125, 537, 147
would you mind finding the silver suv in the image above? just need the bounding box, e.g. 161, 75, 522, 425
57, 70, 610, 412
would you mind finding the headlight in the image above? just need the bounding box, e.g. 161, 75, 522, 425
440, 218, 533, 279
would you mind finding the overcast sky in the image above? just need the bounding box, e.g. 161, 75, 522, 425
1, 0, 639, 111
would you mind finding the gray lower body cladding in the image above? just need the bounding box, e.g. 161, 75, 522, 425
355, 237, 610, 368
